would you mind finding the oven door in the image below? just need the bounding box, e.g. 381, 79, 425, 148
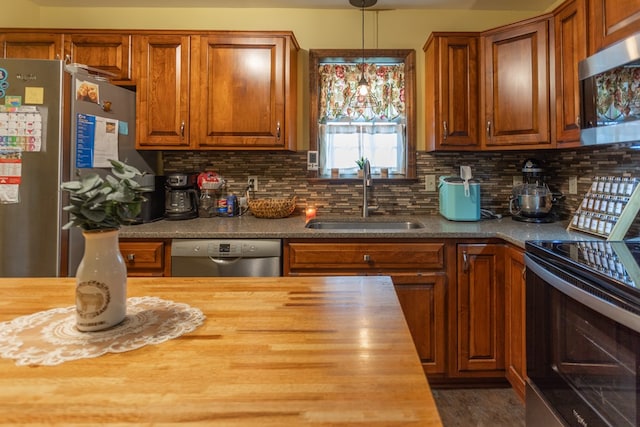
525, 253, 639, 427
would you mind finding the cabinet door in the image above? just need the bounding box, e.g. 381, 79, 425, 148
589, 0, 640, 54
1, 32, 63, 59
455, 243, 505, 377
504, 246, 526, 401
65, 33, 132, 83
196, 34, 291, 150
425, 34, 480, 151
119, 239, 170, 277
554, 0, 586, 147
135, 35, 192, 149
482, 19, 551, 149
393, 274, 447, 375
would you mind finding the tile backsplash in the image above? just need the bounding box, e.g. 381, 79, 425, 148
163, 144, 640, 230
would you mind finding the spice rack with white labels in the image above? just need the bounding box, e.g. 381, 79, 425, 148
568, 176, 640, 240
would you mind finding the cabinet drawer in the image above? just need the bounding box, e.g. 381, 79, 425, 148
287, 242, 445, 271
119, 240, 166, 276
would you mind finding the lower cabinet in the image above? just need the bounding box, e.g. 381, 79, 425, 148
505, 245, 527, 401
454, 243, 505, 379
284, 239, 451, 376
393, 273, 447, 375
285, 239, 510, 385
119, 239, 171, 277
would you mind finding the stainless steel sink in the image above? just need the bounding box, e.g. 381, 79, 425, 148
305, 219, 424, 230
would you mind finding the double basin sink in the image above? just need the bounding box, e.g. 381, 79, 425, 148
305, 218, 425, 231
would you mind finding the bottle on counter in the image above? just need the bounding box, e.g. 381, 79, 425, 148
198, 183, 215, 218
216, 184, 228, 217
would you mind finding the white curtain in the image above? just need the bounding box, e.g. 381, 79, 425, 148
319, 122, 405, 177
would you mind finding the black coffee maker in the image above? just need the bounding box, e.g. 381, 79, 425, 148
164, 172, 199, 220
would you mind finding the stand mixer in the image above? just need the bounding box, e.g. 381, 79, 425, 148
509, 159, 559, 223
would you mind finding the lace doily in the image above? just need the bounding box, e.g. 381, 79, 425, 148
0, 296, 205, 366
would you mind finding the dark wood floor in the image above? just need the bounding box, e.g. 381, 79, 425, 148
431, 387, 525, 427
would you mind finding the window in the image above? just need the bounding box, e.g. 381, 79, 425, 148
309, 49, 416, 180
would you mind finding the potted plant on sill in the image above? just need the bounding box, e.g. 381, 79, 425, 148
61, 159, 149, 332
356, 157, 367, 178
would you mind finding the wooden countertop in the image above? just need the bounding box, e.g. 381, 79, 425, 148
0, 276, 442, 426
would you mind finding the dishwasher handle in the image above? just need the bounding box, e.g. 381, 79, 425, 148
208, 256, 243, 266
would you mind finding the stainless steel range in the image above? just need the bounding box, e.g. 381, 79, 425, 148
524, 240, 640, 427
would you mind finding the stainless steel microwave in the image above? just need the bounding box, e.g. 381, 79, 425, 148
579, 33, 640, 146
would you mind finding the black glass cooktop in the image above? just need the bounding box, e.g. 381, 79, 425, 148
525, 240, 640, 303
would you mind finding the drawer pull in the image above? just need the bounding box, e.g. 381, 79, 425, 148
127, 253, 135, 262
363, 254, 371, 262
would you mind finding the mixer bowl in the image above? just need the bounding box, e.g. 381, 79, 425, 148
516, 193, 553, 217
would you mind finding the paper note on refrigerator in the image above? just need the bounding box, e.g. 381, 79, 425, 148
75, 113, 119, 168
0, 150, 21, 203
93, 116, 119, 167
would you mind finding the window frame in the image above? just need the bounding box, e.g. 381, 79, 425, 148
309, 49, 417, 181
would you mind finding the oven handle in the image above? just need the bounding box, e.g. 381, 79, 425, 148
525, 255, 640, 333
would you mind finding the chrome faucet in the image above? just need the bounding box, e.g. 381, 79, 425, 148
362, 159, 371, 217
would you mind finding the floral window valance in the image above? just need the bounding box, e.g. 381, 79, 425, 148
318, 63, 406, 122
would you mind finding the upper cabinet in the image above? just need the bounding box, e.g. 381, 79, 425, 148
196, 34, 297, 150
554, 0, 587, 147
1, 30, 132, 84
1, 31, 63, 59
424, 33, 480, 151
135, 31, 298, 151
588, 0, 640, 54
64, 33, 132, 84
135, 34, 192, 149
481, 17, 551, 150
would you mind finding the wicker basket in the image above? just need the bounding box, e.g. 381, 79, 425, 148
248, 197, 297, 219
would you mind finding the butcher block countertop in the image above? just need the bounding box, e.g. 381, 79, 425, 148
0, 276, 442, 426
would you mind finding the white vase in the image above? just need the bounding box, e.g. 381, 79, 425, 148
75, 228, 127, 332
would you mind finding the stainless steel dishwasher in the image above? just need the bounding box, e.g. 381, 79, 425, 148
171, 239, 281, 277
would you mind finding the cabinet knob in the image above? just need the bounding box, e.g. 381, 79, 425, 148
363, 254, 371, 262
127, 253, 135, 262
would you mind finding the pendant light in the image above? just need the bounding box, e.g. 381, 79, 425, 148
350, 0, 377, 97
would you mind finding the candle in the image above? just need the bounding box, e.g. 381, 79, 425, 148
305, 207, 317, 222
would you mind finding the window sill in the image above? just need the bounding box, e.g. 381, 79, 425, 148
307, 177, 419, 185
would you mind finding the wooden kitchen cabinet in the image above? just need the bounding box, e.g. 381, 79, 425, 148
553, 0, 587, 147
454, 243, 505, 378
135, 34, 192, 149
64, 33, 132, 84
135, 31, 298, 151
196, 33, 298, 150
119, 239, 171, 277
284, 239, 451, 376
424, 33, 480, 151
481, 17, 552, 150
1, 31, 63, 59
588, 0, 640, 54
504, 245, 526, 401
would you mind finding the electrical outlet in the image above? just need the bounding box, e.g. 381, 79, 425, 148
569, 176, 578, 194
425, 175, 436, 192
513, 176, 523, 187
247, 176, 258, 192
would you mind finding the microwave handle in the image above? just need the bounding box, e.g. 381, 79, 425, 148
525, 255, 640, 333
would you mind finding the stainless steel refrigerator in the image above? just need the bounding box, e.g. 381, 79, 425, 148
0, 58, 159, 277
